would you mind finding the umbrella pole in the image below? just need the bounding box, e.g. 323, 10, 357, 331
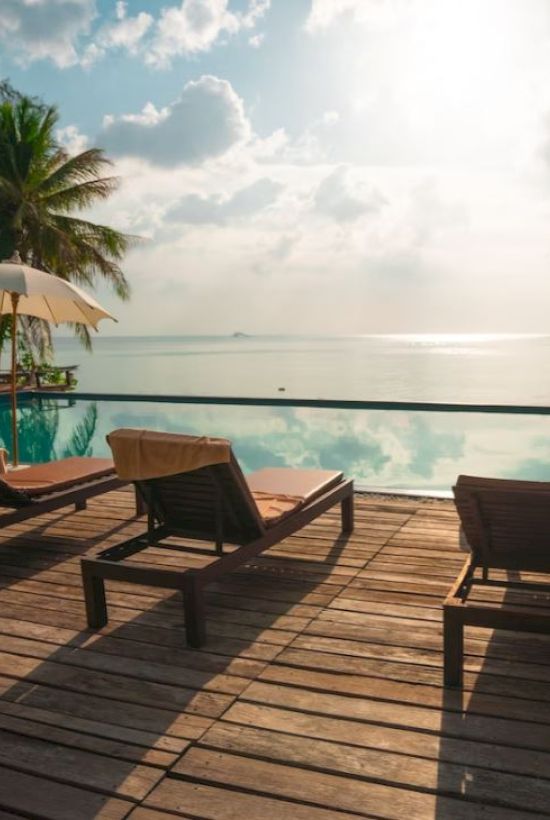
10, 293, 19, 467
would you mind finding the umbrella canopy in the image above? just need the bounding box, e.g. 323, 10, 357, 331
0, 252, 116, 466
0, 256, 116, 327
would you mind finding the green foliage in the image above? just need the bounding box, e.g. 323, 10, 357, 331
61, 403, 97, 457
0, 397, 97, 461
0, 80, 135, 352
16, 326, 76, 388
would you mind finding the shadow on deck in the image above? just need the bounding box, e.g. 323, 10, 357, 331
0, 489, 547, 818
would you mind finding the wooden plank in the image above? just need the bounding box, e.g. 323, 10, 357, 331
0, 681, 213, 740
258, 665, 550, 725
0, 698, 186, 754
0, 650, 235, 718
128, 810, 194, 820
0, 587, 298, 647
0, 707, 178, 768
0, 616, 268, 680
171, 747, 529, 819
242, 681, 550, 751
0, 728, 163, 800
222, 701, 550, 780
199, 721, 550, 812
276, 645, 550, 701
0, 766, 132, 819
0, 632, 251, 696
144, 780, 366, 820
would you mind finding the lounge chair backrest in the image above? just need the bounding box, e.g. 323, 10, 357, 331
135, 452, 266, 544
454, 475, 550, 572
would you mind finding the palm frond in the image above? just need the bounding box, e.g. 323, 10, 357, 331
20, 316, 53, 362
70, 322, 93, 351
62, 403, 98, 457
38, 148, 115, 193
0, 92, 137, 351
41, 176, 120, 212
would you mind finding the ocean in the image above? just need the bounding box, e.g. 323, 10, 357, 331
8, 334, 550, 491
52, 333, 550, 403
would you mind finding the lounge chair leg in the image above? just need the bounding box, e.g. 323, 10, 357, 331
443, 606, 464, 687
81, 562, 108, 628
341, 492, 354, 533
75, 499, 87, 511
183, 573, 206, 648
134, 486, 146, 517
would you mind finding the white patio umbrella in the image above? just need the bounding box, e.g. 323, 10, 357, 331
0, 252, 116, 466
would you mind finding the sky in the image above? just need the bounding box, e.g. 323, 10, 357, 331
2, 0, 550, 335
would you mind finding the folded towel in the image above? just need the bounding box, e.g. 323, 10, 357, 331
107, 428, 231, 481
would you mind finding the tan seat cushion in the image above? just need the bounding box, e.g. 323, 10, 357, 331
6, 457, 115, 497
247, 467, 343, 525
251, 491, 303, 524
247, 467, 343, 502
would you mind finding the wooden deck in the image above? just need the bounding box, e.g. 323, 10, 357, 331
0, 489, 548, 819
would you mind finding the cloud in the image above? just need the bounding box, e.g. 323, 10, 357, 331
56, 125, 89, 155
166, 177, 283, 224
146, 0, 270, 68
81, 3, 153, 67
314, 166, 386, 222
248, 32, 265, 48
255, 110, 341, 166
100, 75, 251, 166
305, 0, 410, 32
0, 0, 96, 68
0, 0, 269, 69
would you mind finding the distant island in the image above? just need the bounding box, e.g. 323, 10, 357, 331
232, 332, 250, 338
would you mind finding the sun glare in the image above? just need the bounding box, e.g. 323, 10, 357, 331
344, 0, 546, 165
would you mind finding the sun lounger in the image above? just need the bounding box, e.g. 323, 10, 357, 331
81, 429, 354, 647
0, 455, 126, 527
444, 474, 550, 687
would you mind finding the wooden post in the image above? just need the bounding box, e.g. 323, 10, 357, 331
341, 491, 354, 533
81, 563, 108, 628
10, 293, 19, 467
183, 573, 206, 647
443, 606, 464, 687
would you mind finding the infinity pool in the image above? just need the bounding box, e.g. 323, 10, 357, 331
3, 394, 549, 492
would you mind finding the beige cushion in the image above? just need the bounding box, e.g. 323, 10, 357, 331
247, 467, 343, 526
247, 467, 343, 502
6, 457, 115, 496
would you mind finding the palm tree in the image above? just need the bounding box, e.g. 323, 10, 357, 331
0, 84, 132, 352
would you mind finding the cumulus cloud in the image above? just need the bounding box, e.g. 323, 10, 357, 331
100, 75, 251, 166
314, 166, 386, 222
81, 2, 153, 67
166, 177, 283, 224
0, 0, 269, 69
146, 0, 270, 68
56, 125, 89, 155
255, 109, 341, 165
0, 0, 96, 67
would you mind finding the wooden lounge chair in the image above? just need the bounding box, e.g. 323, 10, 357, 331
81, 429, 354, 647
0, 455, 125, 527
444, 474, 550, 687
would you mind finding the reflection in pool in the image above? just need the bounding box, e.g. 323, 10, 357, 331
2, 395, 549, 492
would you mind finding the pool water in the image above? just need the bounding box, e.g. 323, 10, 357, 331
4, 395, 550, 492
